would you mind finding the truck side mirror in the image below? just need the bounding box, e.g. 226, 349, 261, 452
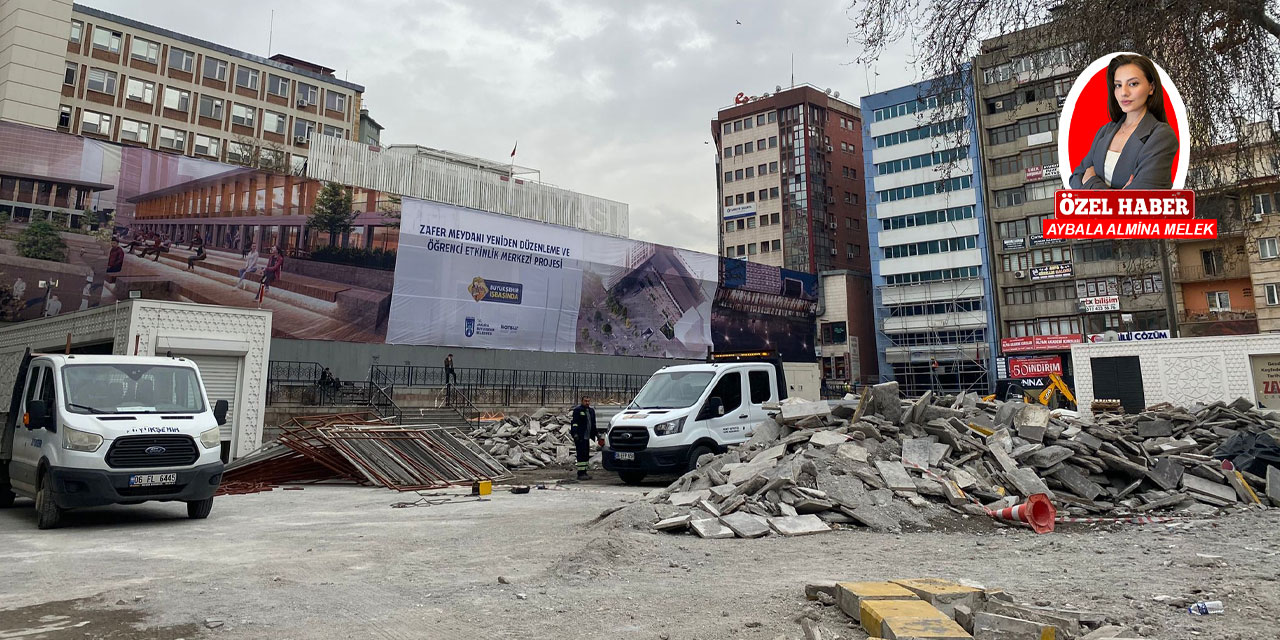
25, 400, 50, 430
213, 399, 229, 426
699, 397, 724, 420
716, 402, 726, 416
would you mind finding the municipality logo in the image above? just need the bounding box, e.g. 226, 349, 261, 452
464, 316, 475, 337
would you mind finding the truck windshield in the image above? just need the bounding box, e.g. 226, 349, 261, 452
61, 364, 205, 414
630, 371, 715, 409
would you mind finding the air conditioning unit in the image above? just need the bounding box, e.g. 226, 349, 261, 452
296, 99, 309, 108
830, 248, 838, 256
825, 145, 833, 153
1251, 213, 1264, 223
1014, 270, 1027, 279
294, 135, 310, 144
828, 222, 838, 229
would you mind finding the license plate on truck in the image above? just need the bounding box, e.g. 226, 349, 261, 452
614, 452, 635, 461
128, 473, 177, 487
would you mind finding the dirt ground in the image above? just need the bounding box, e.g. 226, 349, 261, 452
1, 471, 1277, 640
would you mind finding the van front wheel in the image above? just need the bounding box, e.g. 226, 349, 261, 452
688, 445, 716, 472
187, 497, 214, 519
618, 471, 647, 485
35, 471, 62, 529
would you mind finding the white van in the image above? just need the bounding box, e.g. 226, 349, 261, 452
1, 351, 228, 529
602, 352, 787, 484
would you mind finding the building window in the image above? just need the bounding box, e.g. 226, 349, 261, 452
994, 187, 1025, 208
159, 127, 186, 151
1267, 283, 1280, 306
1255, 193, 1278, 216
131, 38, 160, 64
734, 169, 743, 180
268, 74, 291, 97
263, 110, 287, 134
745, 167, 754, 178
125, 78, 155, 104
1207, 291, 1230, 312
325, 91, 346, 112
767, 112, 777, 123
70, 20, 83, 44
747, 243, 758, 255
64, 62, 77, 86
231, 103, 256, 128
194, 135, 219, 157
768, 136, 777, 148
988, 123, 1018, 146
723, 196, 733, 207
757, 139, 766, 151
769, 187, 779, 199
735, 194, 744, 205
322, 124, 344, 138
91, 27, 121, 53
297, 83, 318, 106
745, 192, 755, 203
85, 68, 116, 95
168, 47, 195, 73
821, 322, 848, 345
761, 241, 771, 253
771, 213, 780, 224
723, 171, 733, 183
197, 95, 223, 120
119, 119, 149, 143
746, 216, 756, 228
236, 66, 260, 90
734, 144, 743, 155
1261, 237, 1279, 260
294, 119, 315, 142
733, 120, 742, 132
163, 87, 190, 112
724, 221, 734, 233
744, 141, 754, 153
80, 110, 111, 135
722, 123, 731, 135
203, 57, 228, 81
769, 161, 778, 173
759, 189, 768, 201
759, 214, 769, 226
58, 105, 72, 129
736, 219, 745, 230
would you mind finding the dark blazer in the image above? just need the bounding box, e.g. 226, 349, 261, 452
1069, 110, 1177, 190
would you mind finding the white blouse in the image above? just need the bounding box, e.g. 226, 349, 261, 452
1103, 150, 1122, 186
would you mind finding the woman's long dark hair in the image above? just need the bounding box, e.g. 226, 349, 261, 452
1107, 54, 1168, 123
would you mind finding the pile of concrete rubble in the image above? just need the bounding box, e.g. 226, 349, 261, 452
468, 408, 599, 470
641, 383, 1278, 538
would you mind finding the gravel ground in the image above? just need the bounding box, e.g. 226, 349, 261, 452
0, 473, 1277, 640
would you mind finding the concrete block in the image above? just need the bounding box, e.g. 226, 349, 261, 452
1026, 445, 1073, 469
1015, 404, 1051, 430
1005, 467, 1053, 499
805, 580, 839, 600
954, 604, 975, 632
1137, 420, 1173, 438
986, 428, 1014, 453
836, 443, 870, 462
861, 599, 968, 639
1182, 473, 1238, 504
929, 442, 952, 466
1051, 465, 1104, 501
709, 483, 737, 498
872, 382, 903, 424
719, 511, 770, 538
653, 515, 691, 531
949, 468, 978, 489
835, 581, 919, 624
1268, 465, 1280, 507
767, 514, 830, 536
669, 489, 711, 506
1145, 458, 1184, 491
876, 460, 917, 491
973, 612, 1059, 639
890, 578, 983, 618
994, 403, 1020, 429
809, 430, 850, 448
1080, 625, 1126, 639
1017, 423, 1047, 443
696, 499, 721, 516
980, 600, 1077, 637
901, 438, 935, 469
781, 400, 832, 422
690, 518, 735, 539
989, 446, 1019, 474
941, 480, 969, 506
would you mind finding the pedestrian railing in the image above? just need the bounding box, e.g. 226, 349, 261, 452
370, 364, 650, 407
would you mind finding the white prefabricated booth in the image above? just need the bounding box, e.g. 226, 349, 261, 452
1070, 334, 1280, 416
0, 300, 271, 460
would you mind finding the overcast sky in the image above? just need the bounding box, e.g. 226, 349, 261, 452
89, 0, 917, 253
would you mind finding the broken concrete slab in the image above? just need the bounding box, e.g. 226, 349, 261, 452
1268, 465, 1280, 507
989, 446, 1019, 474
994, 403, 1020, 429
875, 460, 917, 491
1146, 457, 1185, 491
690, 518, 735, 539
871, 381, 903, 424
719, 512, 771, 538
1182, 473, 1238, 504
805, 580, 840, 600
835, 443, 869, 462
973, 612, 1062, 640
980, 600, 1079, 638
780, 400, 832, 423
767, 514, 831, 536
1015, 403, 1051, 430
1137, 420, 1173, 438
1025, 445, 1073, 468
668, 490, 711, 506
652, 515, 691, 531
1051, 465, 1105, 501
808, 430, 849, 448
1224, 469, 1262, 505
901, 438, 935, 469
1005, 467, 1053, 498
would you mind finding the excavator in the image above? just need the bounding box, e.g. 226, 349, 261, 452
982, 373, 1076, 410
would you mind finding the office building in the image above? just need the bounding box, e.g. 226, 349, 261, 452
974, 27, 1176, 382
861, 71, 998, 395
0, 2, 365, 173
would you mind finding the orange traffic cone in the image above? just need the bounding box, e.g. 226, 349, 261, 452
990, 493, 1056, 534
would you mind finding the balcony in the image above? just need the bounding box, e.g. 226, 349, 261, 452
1172, 261, 1250, 282
1177, 309, 1259, 337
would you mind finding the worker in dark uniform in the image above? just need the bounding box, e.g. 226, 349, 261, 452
570, 396, 598, 481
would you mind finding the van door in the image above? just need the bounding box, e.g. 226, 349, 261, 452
696, 371, 751, 444
745, 367, 775, 422
9, 365, 53, 494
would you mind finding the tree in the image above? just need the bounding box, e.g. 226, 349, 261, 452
16, 221, 67, 262
307, 181, 356, 247
228, 134, 292, 174
0, 283, 22, 321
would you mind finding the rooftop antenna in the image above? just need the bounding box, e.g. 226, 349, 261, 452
268, 10, 274, 56
790, 53, 795, 89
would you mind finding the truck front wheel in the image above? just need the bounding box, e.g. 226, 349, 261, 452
688, 445, 716, 472
187, 497, 214, 519
618, 471, 647, 485
35, 471, 62, 529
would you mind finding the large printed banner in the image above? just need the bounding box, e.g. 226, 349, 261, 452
388, 199, 720, 359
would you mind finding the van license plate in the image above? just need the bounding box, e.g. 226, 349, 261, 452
614, 452, 635, 461
129, 473, 177, 487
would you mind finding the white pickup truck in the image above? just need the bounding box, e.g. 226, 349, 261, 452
602, 351, 805, 484
1, 350, 228, 529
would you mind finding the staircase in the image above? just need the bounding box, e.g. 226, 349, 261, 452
408, 407, 473, 431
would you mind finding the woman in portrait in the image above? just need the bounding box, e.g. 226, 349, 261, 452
1069, 54, 1177, 190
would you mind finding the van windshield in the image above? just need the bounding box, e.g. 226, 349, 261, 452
61, 364, 205, 414
630, 371, 714, 409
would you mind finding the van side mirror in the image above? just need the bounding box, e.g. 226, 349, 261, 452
698, 396, 725, 421
26, 400, 51, 430
716, 402, 726, 416
213, 399, 229, 426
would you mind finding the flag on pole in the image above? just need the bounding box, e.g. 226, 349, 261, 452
510, 141, 517, 158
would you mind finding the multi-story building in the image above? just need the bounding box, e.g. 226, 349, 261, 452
713, 84, 876, 384
974, 28, 1176, 385
0, 2, 365, 173
861, 71, 998, 395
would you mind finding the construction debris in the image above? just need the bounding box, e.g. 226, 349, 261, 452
221, 413, 510, 494
468, 408, 601, 470
631, 390, 1274, 537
